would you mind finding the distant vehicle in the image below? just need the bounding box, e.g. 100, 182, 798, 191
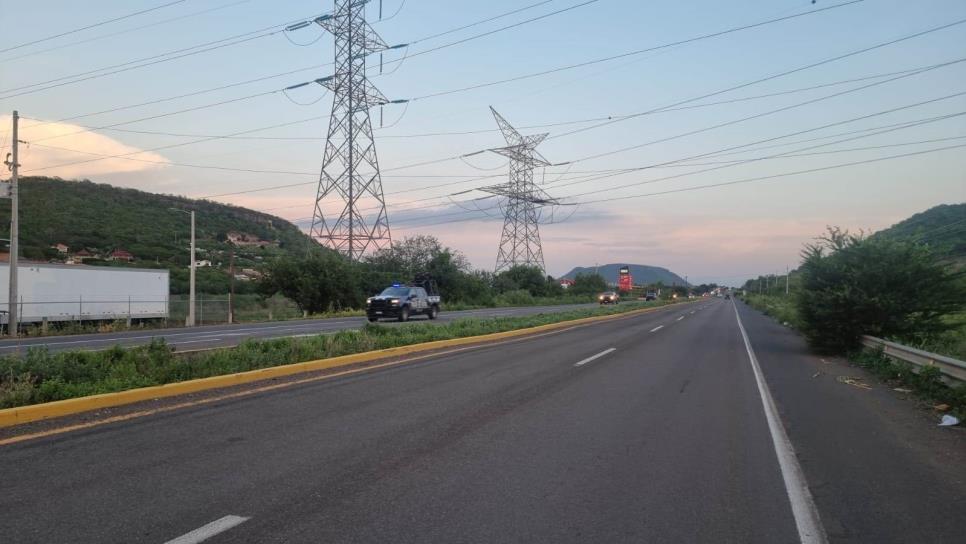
366, 283, 440, 322
724, 293, 731, 300
644, 291, 658, 301
598, 291, 620, 305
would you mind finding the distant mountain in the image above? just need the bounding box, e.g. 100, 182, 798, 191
873, 203, 966, 265
560, 263, 688, 286
0, 176, 322, 293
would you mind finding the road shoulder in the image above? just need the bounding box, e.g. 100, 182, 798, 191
735, 300, 966, 543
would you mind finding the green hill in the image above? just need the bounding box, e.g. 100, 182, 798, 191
0, 176, 319, 293
873, 203, 966, 265
560, 263, 688, 286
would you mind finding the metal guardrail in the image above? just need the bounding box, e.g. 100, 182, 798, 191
860, 335, 966, 382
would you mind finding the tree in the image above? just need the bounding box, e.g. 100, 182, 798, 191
259, 251, 359, 313
570, 273, 607, 295
796, 227, 966, 353
495, 265, 548, 296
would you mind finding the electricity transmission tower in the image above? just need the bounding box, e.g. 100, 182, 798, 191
482, 107, 561, 274
309, 1, 404, 260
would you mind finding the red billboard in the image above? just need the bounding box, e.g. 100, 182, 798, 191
618, 266, 632, 292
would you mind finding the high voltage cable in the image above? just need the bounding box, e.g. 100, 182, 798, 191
410, 0, 557, 43
13, 0, 588, 121
405, 0, 865, 102
555, 110, 966, 200
367, 104, 966, 218
0, 1, 249, 64
0, 12, 329, 100
549, 17, 966, 144
575, 143, 966, 205
246, 110, 964, 224
0, 0, 187, 54
547, 60, 966, 185
20, 0, 860, 140
383, 144, 966, 231
41, 61, 945, 142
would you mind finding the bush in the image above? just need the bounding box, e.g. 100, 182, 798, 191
796, 227, 966, 353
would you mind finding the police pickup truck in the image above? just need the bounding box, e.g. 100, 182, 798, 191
366, 281, 441, 322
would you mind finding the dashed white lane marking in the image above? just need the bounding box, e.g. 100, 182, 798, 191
650, 325, 664, 333
731, 301, 827, 544
573, 347, 617, 367
676, 316, 684, 321
164, 515, 250, 544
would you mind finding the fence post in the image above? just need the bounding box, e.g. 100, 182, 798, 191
79, 294, 83, 321
41, 317, 48, 335
127, 295, 132, 328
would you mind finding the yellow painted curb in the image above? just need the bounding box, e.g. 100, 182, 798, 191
0, 302, 687, 428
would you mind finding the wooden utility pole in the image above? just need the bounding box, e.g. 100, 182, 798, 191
228, 249, 235, 324
3, 111, 20, 336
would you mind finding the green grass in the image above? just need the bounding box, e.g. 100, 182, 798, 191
740, 293, 802, 328
741, 294, 966, 417
0, 300, 680, 409
851, 348, 966, 419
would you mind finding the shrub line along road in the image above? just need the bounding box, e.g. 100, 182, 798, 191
0, 303, 598, 354
2, 299, 964, 543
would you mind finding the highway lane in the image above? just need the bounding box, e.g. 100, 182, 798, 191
0, 302, 598, 354
2, 299, 963, 543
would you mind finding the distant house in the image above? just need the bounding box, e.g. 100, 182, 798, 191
74, 249, 93, 262
109, 249, 135, 262
194, 259, 212, 268
226, 231, 275, 248
559, 279, 575, 289
51, 243, 69, 254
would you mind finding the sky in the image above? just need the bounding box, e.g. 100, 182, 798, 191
0, 0, 964, 284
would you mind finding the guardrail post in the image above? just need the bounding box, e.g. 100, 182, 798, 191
41, 317, 47, 335
127, 296, 132, 328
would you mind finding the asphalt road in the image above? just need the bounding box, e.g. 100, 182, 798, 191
0, 303, 597, 354
2, 299, 964, 543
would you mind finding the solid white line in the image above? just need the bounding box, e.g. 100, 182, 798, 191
164, 515, 250, 544
573, 347, 616, 367
650, 325, 664, 333
731, 301, 827, 544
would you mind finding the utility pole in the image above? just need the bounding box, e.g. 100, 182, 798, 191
188, 210, 195, 327
3, 111, 20, 336
785, 266, 790, 296
228, 249, 235, 325
170, 208, 196, 326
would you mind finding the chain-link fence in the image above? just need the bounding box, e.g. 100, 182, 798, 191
5, 294, 307, 335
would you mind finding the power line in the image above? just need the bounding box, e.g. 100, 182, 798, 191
406, 0, 865, 102
575, 143, 966, 205
43, 60, 945, 142
0, 11, 328, 100
0, 1, 249, 64
382, 143, 966, 231
0, 0, 187, 54
548, 16, 966, 143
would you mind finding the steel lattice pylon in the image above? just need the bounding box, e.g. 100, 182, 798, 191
310, 1, 399, 260
482, 107, 559, 274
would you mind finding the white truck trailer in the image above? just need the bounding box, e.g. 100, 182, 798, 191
0, 263, 169, 324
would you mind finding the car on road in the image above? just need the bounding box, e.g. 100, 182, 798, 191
598, 291, 620, 305
367, 284, 440, 322
644, 291, 658, 301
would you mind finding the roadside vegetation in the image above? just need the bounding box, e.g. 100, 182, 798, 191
740, 226, 966, 416
0, 300, 680, 409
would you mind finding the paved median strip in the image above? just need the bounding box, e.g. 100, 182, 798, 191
573, 348, 617, 367
164, 515, 249, 544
